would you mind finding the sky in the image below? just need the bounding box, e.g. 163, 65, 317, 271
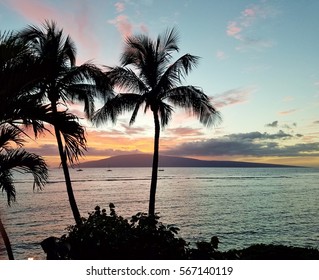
1, 0, 319, 167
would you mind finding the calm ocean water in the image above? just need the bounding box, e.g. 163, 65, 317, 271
0, 167, 318, 260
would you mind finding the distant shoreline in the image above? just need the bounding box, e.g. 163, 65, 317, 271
78, 154, 301, 168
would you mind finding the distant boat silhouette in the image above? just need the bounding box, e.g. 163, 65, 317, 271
158, 169, 164, 171
76, 169, 83, 172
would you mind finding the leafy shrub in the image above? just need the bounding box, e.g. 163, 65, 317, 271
61, 204, 188, 259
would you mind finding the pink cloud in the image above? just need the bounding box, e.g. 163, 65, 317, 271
5, 0, 57, 22
242, 8, 256, 17
4, 0, 101, 64
226, 21, 242, 38
213, 87, 255, 108
108, 14, 133, 38
115, 2, 125, 13
226, 2, 278, 51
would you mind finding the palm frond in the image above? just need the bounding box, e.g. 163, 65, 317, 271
0, 149, 48, 198
121, 34, 150, 67
50, 111, 87, 165
0, 169, 15, 205
0, 125, 25, 151
2, 99, 51, 138
106, 66, 148, 93
165, 86, 221, 127
58, 63, 113, 117
157, 54, 200, 93
92, 93, 142, 126
157, 27, 179, 60
158, 101, 173, 127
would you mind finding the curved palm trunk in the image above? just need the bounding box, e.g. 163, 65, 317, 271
149, 110, 160, 216
0, 216, 14, 260
51, 102, 82, 225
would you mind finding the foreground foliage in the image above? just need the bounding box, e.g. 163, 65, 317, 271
60, 204, 187, 259
42, 204, 319, 260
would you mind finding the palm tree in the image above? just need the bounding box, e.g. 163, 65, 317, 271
18, 21, 111, 225
93, 28, 221, 216
0, 125, 48, 260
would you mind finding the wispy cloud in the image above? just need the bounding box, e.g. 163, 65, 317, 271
115, 2, 125, 13
108, 14, 133, 38
166, 127, 204, 137
279, 109, 297, 115
4, 0, 101, 64
120, 123, 148, 135
216, 50, 228, 60
226, 1, 278, 51
108, 13, 148, 38
226, 21, 242, 39
213, 87, 255, 108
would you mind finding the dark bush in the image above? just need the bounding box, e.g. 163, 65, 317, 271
61, 204, 188, 259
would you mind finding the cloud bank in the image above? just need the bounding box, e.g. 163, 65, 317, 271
165, 131, 319, 158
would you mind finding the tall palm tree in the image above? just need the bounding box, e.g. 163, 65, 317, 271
0, 125, 48, 260
18, 21, 111, 225
93, 28, 221, 216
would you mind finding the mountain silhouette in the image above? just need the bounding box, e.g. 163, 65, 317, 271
78, 154, 295, 168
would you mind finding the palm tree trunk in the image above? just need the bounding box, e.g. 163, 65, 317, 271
149, 110, 160, 216
51, 102, 82, 225
0, 216, 14, 260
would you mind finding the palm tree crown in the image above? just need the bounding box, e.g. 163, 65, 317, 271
19, 20, 109, 119
93, 28, 221, 215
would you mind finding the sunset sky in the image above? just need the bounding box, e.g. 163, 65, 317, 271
1, 0, 319, 167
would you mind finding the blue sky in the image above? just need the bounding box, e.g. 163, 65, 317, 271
1, 0, 319, 167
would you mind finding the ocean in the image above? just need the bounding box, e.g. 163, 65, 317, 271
0, 167, 318, 260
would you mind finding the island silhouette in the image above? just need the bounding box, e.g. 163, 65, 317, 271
78, 154, 297, 168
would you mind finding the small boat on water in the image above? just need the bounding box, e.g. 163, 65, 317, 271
158, 169, 164, 171
76, 169, 83, 172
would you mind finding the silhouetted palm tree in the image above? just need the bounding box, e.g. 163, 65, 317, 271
18, 21, 110, 224
93, 28, 221, 216
0, 125, 48, 260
